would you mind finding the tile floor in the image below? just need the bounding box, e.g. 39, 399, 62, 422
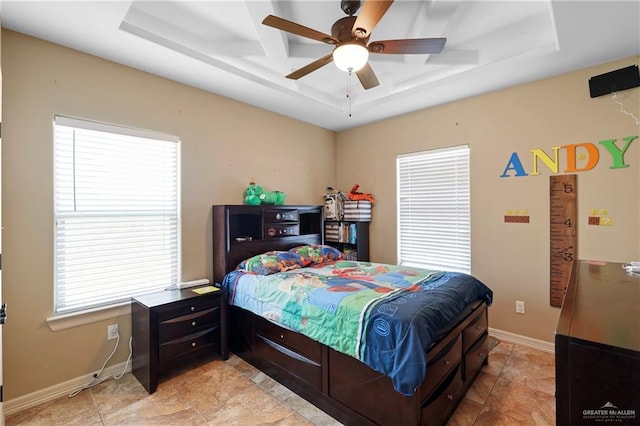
6, 339, 556, 425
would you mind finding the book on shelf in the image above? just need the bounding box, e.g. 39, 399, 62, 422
324, 222, 358, 244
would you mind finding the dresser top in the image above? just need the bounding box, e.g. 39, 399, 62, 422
556, 260, 640, 352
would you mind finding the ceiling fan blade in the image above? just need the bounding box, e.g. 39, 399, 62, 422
369, 38, 447, 55
263, 15, 338, 45
356, 63, 380, 90
352, 0, 394, 38
286, 54, 334, 80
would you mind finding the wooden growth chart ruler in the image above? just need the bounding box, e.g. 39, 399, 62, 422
549, 174, 577, 307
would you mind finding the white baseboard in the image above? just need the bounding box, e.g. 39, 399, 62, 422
4, 361, 131, 417
489, 328, 555, 353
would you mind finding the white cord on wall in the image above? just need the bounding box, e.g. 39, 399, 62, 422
68, 331, 133, 397
611, 91, 640, 125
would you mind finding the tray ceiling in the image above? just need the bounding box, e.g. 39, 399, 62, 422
3, 1, 639, 131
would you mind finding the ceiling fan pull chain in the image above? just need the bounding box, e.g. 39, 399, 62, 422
347, 71, 353, 117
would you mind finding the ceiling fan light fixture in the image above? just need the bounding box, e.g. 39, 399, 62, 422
333, 43, 369, 72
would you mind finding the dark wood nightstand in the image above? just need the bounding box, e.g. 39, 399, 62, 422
131, 286, 228, 393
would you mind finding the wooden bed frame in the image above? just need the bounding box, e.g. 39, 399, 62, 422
212, 205, 489, 426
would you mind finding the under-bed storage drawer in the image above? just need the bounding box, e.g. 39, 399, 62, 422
254, 317, 322, 389
329, 348, 411, 426
422, 365, 464, 426
462, 306, 488, 352
464, 332, 488, 381
420, 333, 462, 398
255, 317, 322, 363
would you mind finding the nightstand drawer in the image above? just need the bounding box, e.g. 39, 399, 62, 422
157, 296, 220, 322
159, 306, 221, 343
159, 326, 221, 365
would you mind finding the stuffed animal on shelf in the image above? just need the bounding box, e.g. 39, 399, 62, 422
244, 180, 286, 205
244, 181, 263, 205
348, 184, 374, 203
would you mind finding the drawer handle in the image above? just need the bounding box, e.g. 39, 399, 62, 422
475, 326, 483, 330
446, 394, 454, 401
479, 352, 486, 358
191, 342, 196, 347
190, 306, 196, 312
192, 321, 197, 327
280, 334, 284, 339
444, 360, 451, 366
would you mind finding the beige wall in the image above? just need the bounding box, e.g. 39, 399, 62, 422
1, 30, 335, 400
336, 55, 640, 344
3, 27, 639, 402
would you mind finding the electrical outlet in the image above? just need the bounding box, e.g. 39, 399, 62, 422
107, 324, 119, 340
515, 301, 525, 314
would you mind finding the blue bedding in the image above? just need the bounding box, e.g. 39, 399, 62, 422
223, 260, 493, 395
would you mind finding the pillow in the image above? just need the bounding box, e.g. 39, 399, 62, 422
289, 244, 343, 266
236, 251, 302, 275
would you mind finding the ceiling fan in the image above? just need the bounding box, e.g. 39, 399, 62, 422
263, 0, 447, 90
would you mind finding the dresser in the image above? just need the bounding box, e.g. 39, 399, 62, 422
131, 287, 228, 393
555, 260, 640, 425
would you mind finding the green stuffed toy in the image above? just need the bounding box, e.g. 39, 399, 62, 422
258, 190, 287, 205
244, 181, 263, 205
259, 191, 277, 204
244, 181, 286, 205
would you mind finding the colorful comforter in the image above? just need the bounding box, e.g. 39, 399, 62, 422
222, 260, 493, 396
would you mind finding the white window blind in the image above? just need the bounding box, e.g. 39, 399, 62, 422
54, 116, 180, 314
397, 145, 470, 273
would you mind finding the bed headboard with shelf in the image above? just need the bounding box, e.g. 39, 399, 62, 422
212, 205, 323, 284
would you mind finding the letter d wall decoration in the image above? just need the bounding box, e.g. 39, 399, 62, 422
563, 143, 599, 173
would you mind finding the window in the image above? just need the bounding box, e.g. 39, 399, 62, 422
397, 145, 470, 273
54, 116, 180, 314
